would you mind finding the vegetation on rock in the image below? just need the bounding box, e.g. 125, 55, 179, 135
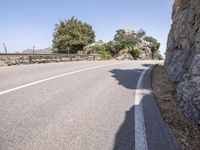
52, 17, 162, 60
143, 36, 160, 59
114, 30, 138, 52
130, 48, 142, 59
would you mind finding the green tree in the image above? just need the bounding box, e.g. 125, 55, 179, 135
143, 36, 160, 59
52, 17, 95, 53
114, 30, 138, 52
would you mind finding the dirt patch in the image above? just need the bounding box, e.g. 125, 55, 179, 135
152, 65, 200, 150
0, 61, 7, 67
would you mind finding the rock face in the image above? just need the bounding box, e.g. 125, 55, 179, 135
165, 0, 200, 124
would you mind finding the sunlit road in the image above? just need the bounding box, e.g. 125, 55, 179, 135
0, 61, 177, 150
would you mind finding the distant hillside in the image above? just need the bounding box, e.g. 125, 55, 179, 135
22, 47, 53, 54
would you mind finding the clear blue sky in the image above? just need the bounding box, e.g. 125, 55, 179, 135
0, 0, 173, 55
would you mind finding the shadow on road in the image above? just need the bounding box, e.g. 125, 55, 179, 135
109, 68, 145, 150
110, 69, 144, 90
110, 66, 177, 150
113, 105, 135, 150
142, 64, 152, 67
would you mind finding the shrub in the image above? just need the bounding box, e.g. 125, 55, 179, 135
130, 48, 141, 59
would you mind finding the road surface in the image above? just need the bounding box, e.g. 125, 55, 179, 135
0, 61, 177, 150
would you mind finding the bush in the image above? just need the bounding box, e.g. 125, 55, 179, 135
84, 44, 111, 57
130, 48, 141, 59
105, 41, 125, 56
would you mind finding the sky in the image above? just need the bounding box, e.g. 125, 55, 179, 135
0, 0, 173, 56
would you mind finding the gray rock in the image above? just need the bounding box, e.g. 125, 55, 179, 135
165, 0, 200, 124
116, 53, 133, 60
137, 42, 152, 60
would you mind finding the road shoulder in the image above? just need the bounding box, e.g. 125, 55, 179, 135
141, 65, 179, 150
152, 65, 200, 150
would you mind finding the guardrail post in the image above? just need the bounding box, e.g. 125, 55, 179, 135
70, 55, 72, 61
3, 43, 7, 54
29, 55, 32, 64
93, 55, 96, 61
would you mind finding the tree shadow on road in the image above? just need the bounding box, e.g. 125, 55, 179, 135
113, 104, 135, 150
110, 66, 176, 150
110, 69, 144, 90
109, 68, 143, 150
109, 67, 151, 150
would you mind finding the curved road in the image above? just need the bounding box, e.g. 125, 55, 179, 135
0, 61, 177, 150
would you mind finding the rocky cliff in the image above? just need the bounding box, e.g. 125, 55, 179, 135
165, 0, 200, 124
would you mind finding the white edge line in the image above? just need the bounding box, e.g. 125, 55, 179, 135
135, 65, 154, 150
0, 62, 128, 96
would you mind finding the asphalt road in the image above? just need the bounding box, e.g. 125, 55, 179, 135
0, 60, 178, 150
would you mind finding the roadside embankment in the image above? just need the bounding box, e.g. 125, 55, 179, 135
0, 54, 102, 66
152, 65, 200, 150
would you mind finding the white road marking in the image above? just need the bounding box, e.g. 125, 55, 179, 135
134, 65, 154, 150
0, 62, 128, 96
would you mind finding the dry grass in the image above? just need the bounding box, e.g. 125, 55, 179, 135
152, 65, 200, 150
